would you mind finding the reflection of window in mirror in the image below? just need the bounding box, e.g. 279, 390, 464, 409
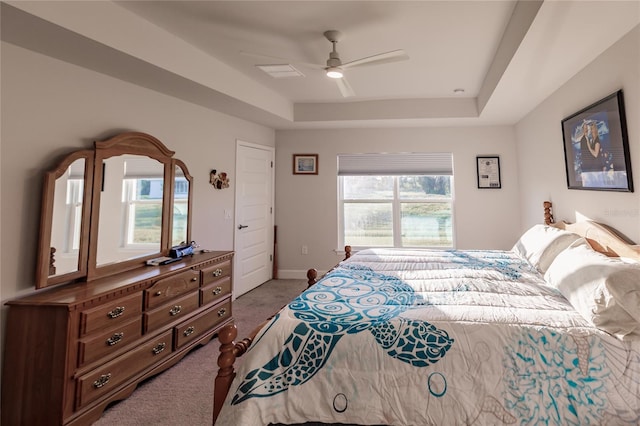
123, 177, 163, 246
67, 179, 84, 251
97, 155, 164, 266
172, 165, 189, 245
50, 158, 85, 276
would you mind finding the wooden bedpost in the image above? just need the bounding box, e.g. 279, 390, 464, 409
344, 245, 352, 259
306, 268, 318, 288
307, 246, 352, 288
213, 323, 253, 424
213, 323, 237, 423
543, 201, 554, 225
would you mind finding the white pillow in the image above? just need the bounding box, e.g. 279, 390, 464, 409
512, 224, 581, 273
544, 239, 640, 340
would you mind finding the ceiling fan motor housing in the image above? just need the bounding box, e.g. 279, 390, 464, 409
326, 50, 342, 67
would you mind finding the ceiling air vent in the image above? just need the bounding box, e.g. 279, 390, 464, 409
256, 64, 305, 78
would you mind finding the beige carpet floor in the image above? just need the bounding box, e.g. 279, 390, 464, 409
93, 279, 308, 426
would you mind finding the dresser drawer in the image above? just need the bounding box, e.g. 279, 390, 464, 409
78, 317, 143, 367
201, 259, 232, 286
145, 269, 200, 310
144, 291, 199, 333
76, 330, 173, 408
175, 299, 232, 349
200, 276, 231, 306
79, 292, 143, 337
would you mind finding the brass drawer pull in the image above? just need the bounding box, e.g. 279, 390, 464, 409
106, 332, 124, 346
107, 307, 125, 319
212, 286, 222, 295
93, 373, 111, 389
212, 268, 223, 277
191, 277, 198, 282
152, 342, 166, 355
169, 305, 182, 316
183, 326, 195, 337
217, 307, 227, 317
155, 291, 162, 296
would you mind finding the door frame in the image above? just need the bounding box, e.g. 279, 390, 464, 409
233, 139, 275, 299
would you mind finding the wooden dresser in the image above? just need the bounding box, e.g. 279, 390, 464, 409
2, 250, 233, 426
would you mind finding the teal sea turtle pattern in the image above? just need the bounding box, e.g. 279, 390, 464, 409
231, 264, 454, 405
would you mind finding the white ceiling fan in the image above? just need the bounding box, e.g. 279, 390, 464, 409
244, 30, 409, 98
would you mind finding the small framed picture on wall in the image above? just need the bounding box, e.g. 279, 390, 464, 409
476, 156, 501, 189
293, 154, 318, 175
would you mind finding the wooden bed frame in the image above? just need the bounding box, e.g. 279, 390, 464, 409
212, 202, 640, 423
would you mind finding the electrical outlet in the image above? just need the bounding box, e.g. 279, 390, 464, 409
301, 245, 308, 255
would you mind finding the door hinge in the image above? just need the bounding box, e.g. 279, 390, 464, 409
270, 254, 273, 261
270, 207, 272, 214
270, 161, 273, 168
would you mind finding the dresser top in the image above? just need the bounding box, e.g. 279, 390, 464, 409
8, 251, 233, 308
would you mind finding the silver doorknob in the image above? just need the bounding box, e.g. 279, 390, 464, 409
238, 224, 248, 230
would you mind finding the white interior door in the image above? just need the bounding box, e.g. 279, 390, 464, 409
234, 141, 274, 297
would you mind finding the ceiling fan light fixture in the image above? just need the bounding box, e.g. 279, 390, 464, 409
326, 67, 343, 79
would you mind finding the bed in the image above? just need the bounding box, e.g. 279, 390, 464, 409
213, 206, 640, 425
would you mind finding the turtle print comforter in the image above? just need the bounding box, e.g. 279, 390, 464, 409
216, 248, 640, 425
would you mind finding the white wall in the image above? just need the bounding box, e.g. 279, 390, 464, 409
0, 42, 275, 343
516, 25, 640, 243
275, 126, 521, 275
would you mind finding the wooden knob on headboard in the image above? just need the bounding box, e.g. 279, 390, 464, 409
543, 201, 554, 225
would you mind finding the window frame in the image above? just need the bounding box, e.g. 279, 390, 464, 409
65, 178, 84, 252
122, 178, 164, 249
338, 174, 455, 250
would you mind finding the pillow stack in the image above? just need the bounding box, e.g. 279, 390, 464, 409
545, 239, 640, 340
512, 224, 582, 273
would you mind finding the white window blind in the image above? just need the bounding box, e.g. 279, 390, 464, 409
338, 153, 453, 176
67, 159, 86, 179
123, 156, 164, 179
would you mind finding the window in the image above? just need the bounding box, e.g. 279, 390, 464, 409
66, 179, 84, 251
119, 156, 165, 248
122, 178, 163, 247
338, 153, 454, 249
172, 177, 189, 245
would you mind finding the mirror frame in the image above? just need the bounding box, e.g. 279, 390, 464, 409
172, 159, 193, 248
36, 150, 94, 288
35, 132, 192, 288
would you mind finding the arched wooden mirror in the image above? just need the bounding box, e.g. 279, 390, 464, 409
36, 150, 94, 288
36, 132, 193, 288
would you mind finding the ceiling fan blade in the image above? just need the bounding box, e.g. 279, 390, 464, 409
335, 77, 355, 98
239, 51, 324, 69
342, 49, 409, 69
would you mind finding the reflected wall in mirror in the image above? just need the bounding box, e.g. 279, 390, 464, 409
36, 132, 192, 288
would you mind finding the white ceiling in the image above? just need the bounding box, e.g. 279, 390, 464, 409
3, 1, 640, 129
117, 1, 517, 103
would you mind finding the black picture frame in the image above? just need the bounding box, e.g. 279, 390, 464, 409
561, 90, 633, 192
476, 156, 501, 189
